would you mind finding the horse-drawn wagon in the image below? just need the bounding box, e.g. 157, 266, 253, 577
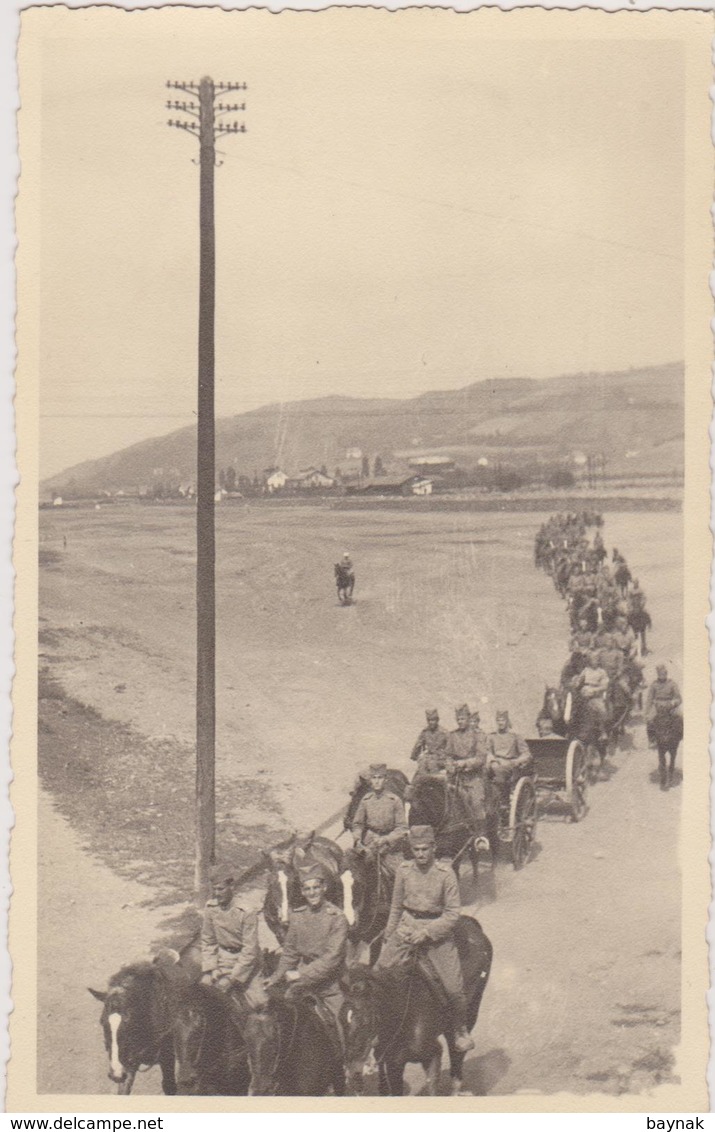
526, 736, 588, 823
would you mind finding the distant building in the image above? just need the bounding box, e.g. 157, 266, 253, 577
264, 469, 288, 493
288, 467, 335, 490
52, 496, 63, 507
347, 475, 433, 497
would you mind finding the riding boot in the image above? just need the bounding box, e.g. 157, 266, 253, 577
449, 995, 475, 1054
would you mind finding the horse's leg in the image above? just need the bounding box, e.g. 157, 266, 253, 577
117, 1071, 137, 1096
657, 747, 668, 790
422, 1044, 442, 1096
669, 748, 677, 786
377, 1061, 390, 1096
448, 1049, 469, 1096
159, 1038, 177, 1096
384, 1058, 405, 1096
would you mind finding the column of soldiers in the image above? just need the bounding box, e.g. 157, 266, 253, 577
535, 513, 682, 780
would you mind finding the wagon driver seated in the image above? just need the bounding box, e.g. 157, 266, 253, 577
486, 710, 533, 808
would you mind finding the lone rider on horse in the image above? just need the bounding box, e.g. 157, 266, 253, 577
375, 824, 475, 1054
351, 762, 408, 877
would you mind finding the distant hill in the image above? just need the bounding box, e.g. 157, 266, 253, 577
43, 362, 683, 494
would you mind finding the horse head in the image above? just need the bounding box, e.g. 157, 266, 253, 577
409, 774, 448, 832
543, 686, 564, 723
341, 965, 381, 1094
88, 962, 162, 1091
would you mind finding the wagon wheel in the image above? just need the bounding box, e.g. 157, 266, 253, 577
565, 740, 588, 822
509, 776, 537, 870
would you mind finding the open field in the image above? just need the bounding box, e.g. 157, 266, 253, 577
37, 505, 682, 1096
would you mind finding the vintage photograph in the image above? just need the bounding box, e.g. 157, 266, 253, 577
10, 4, 712, 1111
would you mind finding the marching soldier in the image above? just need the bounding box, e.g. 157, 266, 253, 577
410, 709, 449, 777
266, 862, 349, 1033
351, 762, 407, 875
376, 824, 475, 1053
200, 862, 266, 1011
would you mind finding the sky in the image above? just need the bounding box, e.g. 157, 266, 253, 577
26, 8, 686, 478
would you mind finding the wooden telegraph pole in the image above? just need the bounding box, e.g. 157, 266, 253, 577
167, 77, 247, 902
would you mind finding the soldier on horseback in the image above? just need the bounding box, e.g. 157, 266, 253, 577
375, 824, 475, 1054
444, 704, 490, 845
351, 763, 408, 877
572, 650, 609, 738
200, 862, 267, 1012
645, 665, 682, 748
264, 862, 349, 1044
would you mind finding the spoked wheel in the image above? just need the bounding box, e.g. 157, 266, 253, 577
565, 740, 588, 822
509, 776, 537, 870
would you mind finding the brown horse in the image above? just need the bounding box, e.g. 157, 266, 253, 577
262, 832, 345, 944
88, 949, 192, 1094
342, 916, 493, 1096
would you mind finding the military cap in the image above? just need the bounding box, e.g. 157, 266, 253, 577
496, 710, 510, 722
209, 861, 235, 884
455, 704, 471, 717
369, 762, 388, 774
298, 862, 329, 884
656, 664, 668, 676
409, 824, 436, 845
425, 708, 439, 719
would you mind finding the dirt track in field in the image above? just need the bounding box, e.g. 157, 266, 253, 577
36, 504, 682, 1097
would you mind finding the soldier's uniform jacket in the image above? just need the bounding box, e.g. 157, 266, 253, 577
410, 725, 449, 773
445, 728, 488, 776
570, 629, 594, 652
201, 898, 261, 986
385, 859, 460, 944
611, 626, 636, 655
275, 901, 348, 995
352, 790, 407, 848
646, 678, 682, 716
598, 645, 623, 680
487, 730, 530, 764
575, 665, 609, 699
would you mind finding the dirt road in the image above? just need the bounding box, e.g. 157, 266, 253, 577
37, 505, 682, 1096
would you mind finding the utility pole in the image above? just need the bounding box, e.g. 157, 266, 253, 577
167, 76, 247, 902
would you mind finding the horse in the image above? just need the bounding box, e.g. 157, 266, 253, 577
172, 982, 252, 1095
648, 707, 683, 790
262, 832, 345, 944
88, 949, 191, 1094
342, 915, 493, 1096
335, 563, 355, 604
339, 846, 394, 963
538, 685, 610, 777
242, 989, 346, 1095
408, 774, 485, 877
